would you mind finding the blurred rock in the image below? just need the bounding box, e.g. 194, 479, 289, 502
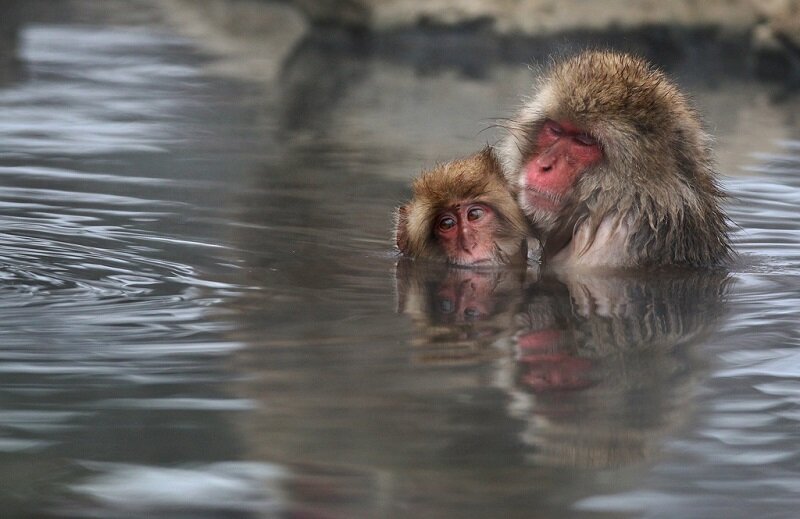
289, 0, 759, 34
153, 0, 800, 84
290, 0, 369, 29
158, 0, 307, 82
752, 0, 800, 81
0, 2, 20, 86
754, 0, 800, 48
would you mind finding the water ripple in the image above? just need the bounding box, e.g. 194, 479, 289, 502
64, 462, 286, 517
0, 25, 201, 157
0, 23, 248, 463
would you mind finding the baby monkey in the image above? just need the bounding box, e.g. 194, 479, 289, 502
395, 148, 529, 267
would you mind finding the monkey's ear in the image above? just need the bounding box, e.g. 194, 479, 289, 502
395, 205, 410, 254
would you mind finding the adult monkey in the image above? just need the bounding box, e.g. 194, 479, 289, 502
395, 148, 529, 267
498, 50, 733, 269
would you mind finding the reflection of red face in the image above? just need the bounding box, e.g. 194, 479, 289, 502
435, 270, 496, 323
521, 120, 602, 214
519, 355, 594, 392
516, 329, 594, 392
434, 202, 501, 266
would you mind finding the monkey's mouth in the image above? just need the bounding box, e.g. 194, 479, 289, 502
450, 257, 498, 268
449, 251, 512, 268
523, 187, 563, 212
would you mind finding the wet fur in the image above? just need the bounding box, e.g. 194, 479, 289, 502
498, 51, 733, 268
395, 148, 529, 265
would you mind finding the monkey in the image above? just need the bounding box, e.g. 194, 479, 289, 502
395, 147, 529, 267
498, 50, 733, 269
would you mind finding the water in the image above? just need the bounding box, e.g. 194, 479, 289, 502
2, 2, 800, 518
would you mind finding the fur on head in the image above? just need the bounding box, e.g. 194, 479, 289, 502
395, 147, 529, 265
498, 50, 733, 267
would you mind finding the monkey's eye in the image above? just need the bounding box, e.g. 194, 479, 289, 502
544, 121, 564, 136
467, 206, 485, 221
438, 216, 456, 231
573, 133, 597, 146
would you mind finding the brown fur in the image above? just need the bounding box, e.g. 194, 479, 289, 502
499, 51, 733, 268
395, 147, 529, 264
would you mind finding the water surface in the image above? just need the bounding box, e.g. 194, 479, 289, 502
2, 3, 800, 518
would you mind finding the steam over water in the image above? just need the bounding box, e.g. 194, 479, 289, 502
2, 3, 800, 518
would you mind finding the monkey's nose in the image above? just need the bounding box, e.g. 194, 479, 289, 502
535, 155, 555, 173
459, 234, 477, 252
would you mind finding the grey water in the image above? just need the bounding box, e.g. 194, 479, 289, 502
2, 2, 800, 518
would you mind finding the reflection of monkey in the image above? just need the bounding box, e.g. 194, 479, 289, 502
395, 148, 529, 267
394, 260, 730, 468
511, 279, 595, 392
506, 270, 731, 468
395, 258, 525, 364
499, 51, 733, 269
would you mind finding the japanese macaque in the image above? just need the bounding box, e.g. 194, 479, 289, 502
395, 147, 529, 267
498, 50, 733, 269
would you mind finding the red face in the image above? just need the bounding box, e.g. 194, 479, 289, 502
434, 202, 501, 266
520, 120, 602, 220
